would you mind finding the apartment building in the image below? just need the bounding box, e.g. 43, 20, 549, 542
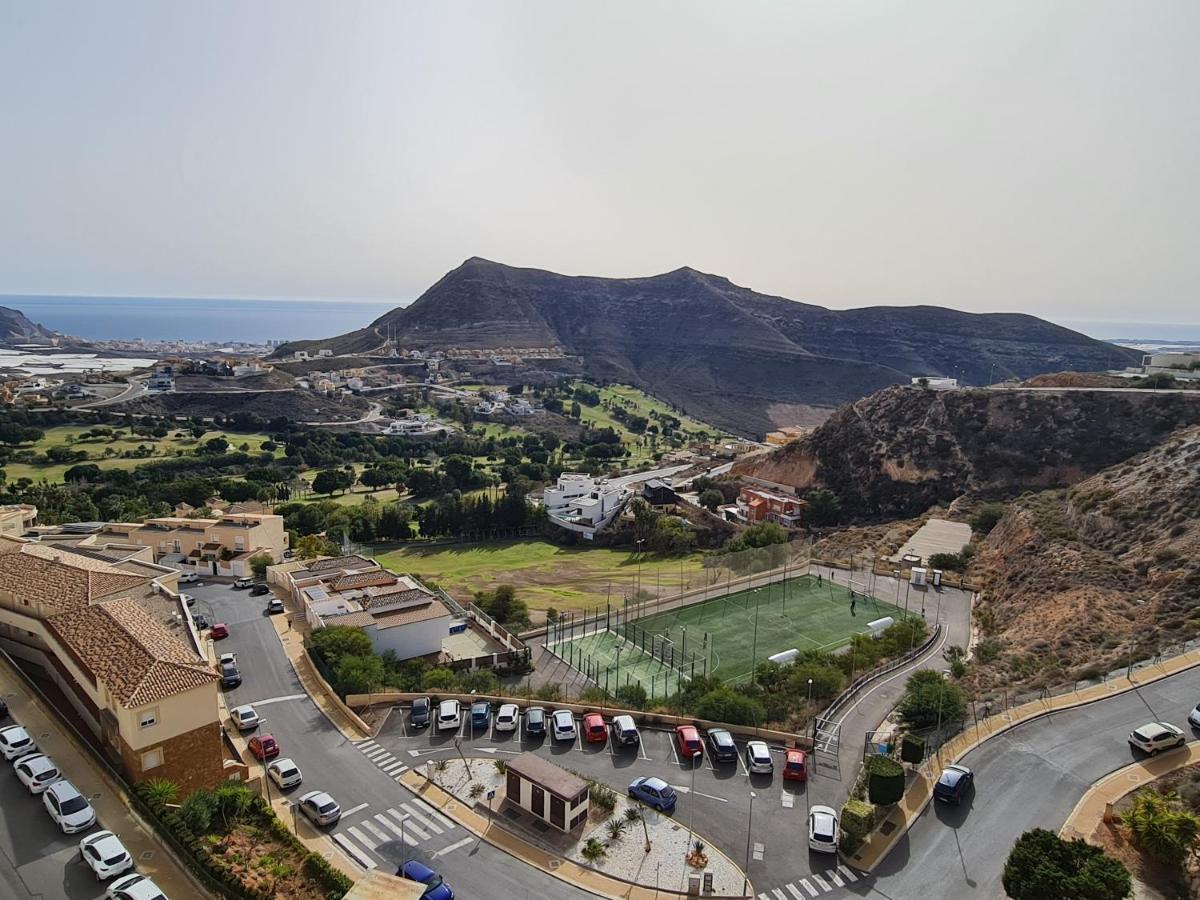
732, 486, 805, 527
0, 538, 224, 793
102, 512, 288, 577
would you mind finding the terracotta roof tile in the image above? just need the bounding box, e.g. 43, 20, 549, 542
0, 544, 150, 614
306, 555, 374, 573
331, 571, 397, 592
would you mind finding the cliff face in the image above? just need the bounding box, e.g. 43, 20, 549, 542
275, 257, 1139, 436
734, 386, 1200, 519
0, 306, 58, 345
968, 426, 1200, 693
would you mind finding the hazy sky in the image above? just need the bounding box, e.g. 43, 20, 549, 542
2, 1, 1197, 322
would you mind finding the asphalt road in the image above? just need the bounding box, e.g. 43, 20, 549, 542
866, 663, 1200, 899
189, 580, 597, 900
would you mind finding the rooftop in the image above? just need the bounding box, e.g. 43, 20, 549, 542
0, 541, 151, 615
506, 751, 589, 800
305, 554, 375, 573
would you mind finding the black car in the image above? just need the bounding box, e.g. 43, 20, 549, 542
933, 764, 974, 805
706, 728, 738, 763
220, 661, 242, 689
249, 584, 270, 596
410, 697, 431, 729
525, 706, 546, 737
194, 614, 210, 631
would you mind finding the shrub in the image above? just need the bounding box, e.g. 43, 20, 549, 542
865, 755, 905, 805
900, 734, 926, 765
605, 818, 626, 841
1123, 790, 1200, 867
969, 503, 1006, 535
840, 799, 875, 847
590, 783, 617, 814
581, 837, 607, 863
302, 852, 354, 896
1003, 828, 1131, 900
614, 683, 648, 710
897, 670, 967, 728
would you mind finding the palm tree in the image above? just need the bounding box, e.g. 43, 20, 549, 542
605, 818, 626, 842
581, 837, 607, 863
140, 779, 178, 808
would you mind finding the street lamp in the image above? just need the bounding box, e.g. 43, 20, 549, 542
742, 790, 757, 898
396, 812, 411, 865
807, 679, 815, 748
687, 749, 701, 857
614, 644, 623, 692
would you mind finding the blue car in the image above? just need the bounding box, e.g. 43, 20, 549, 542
628, 776, 677, 812
400, 860, 454, 900
933, 764, 974, 805
470, 700, 491, 729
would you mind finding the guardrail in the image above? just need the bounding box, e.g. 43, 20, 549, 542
822, 623, 943, 724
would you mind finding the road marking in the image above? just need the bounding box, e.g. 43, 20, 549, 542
781, 792, 794, 809
432, 836, 474, 858
400, 802, 443, 835
798, 880, 819, 897
810, 873, 830, 891
784, 884, 806, 900
346, 826, 377, 850
341, 802, 369, 817
829, 870, 844, 887
772, 889, 788, 900
407, 748, 448, 757
373, 753, 397, 767
245, 693, 307, 707
668, 784, 727, 803
383, 760, 408, 774
384, 808, 430, 841
356, 741, 378, 750
364, 747, 390, 760
410, 797, 455, 830
752, 841, 764, 861
360, 820, 389, 843
373, 813, 420, 846
758, 894, 771, 900
332, 833, 376, 869
837, 865, 858, 882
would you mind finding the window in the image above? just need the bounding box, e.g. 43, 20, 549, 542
139, 709, 158, 729
141, 747, 163, 771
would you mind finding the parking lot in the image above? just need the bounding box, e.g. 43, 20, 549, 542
369, 703, 867, 899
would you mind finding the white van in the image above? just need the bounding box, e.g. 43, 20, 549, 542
611, 715, 640, 746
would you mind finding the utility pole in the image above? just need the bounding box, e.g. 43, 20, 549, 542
743, 791, 757, 899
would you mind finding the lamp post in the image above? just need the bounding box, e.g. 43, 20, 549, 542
807, 679, 815, 748
636, 539, 645, 603
742, 790, 757, 898
614, 644, 623, 691
687, 749, 701, 856
396, 812, 411, 866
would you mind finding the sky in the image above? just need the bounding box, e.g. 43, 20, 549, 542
1, 1, 1197, 324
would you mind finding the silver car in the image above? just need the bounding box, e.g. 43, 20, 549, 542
268, 757, 303, 790
298, 790, 341, 826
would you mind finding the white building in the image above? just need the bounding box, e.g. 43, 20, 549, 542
542, 473, 629, 537
912, 376, 959, 390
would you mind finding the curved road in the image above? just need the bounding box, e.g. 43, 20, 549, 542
866, 663, 1200, 899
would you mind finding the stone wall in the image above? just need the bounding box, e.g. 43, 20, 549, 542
115, 720, 227, 796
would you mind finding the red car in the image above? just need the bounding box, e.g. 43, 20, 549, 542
248, 734, 280, 761
675, 725, 703, 760
583, 713, 606, 743
783, 748, 808, 782
210, 623, 229, 640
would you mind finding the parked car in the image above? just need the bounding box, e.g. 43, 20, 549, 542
104, 873, 167, 900
583, 712, 607, 743
266, 598, 285, 614
399, 859, 454, 900
807, 804, 839, 853
1189, 704, 1200, 730
470, 700, 491, 730
611, 714, 640, 746
551, 709, 577, 741
410, 696, 432, 729
44, 780, 97, 833
230, 705, 260, 731
267, 757, 303, 790
248, 734, 280, 761
745, 740, 773, 775
249, 584, 270, 596
14, 753, 61, 794
220, 659, 242, 689
628, 776, 677, 812
233, 577, 254, 589
80, 830, 134, 880
495, 703, 519, 732
524, 706, 546, 737
298, 790, 341, 826
0, 724, 37, 760
1129, 722, 1186, 754
180, 593, 195, 607
675, 725, 703, 761
933, 764, 974, 805
210, 622, 229, 640
179, 572, 199, 584
193, 614, 210, 631
783, 748, 808, 782
437, 699, 461, 731
706, 728, 737, 763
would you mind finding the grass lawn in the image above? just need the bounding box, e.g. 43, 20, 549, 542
553, 629, 688, 700
631, 575, 907, 685
373, 539, 706, 612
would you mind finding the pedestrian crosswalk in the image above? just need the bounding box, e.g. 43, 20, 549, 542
758, 864, 859, 900
356, 739, 412, 782
335, 799, 461, 868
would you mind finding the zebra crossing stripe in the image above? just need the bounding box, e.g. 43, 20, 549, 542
837, 865, 858, 882
374, 754, 398, 768
373, 813, 420, 847
410, 797, 455, 830
829, 870, 844, 887
384, 808, 431, 841
758, 894, 771, 900
798, 879, 818, 897
383, 760, 408, 774
356, 741, 377, 751
771, 889, 788, 900
400, 802, 443, 835
364, 747, 390, 760
784, 884, 806, 900
810, 873, 830, 891
346, 826, 377, 850
332, 833, 376, 869
360, 820, 390, 844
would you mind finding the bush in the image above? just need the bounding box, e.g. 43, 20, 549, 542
865, 755, 905, 805
1003, 828, 1131, 900
302, 852, 354, 896
969, 503, 1006, 535
900, 734, 926, 764
590, 783, 617, 814
897, 670, 966, 729
614, 683, 648, 710
840, 798, 875, 846
1123, 789, 1200, 867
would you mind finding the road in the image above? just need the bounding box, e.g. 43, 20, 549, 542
608, 463, 693, 489
303, 400, 384, 426
188, 581, 596, 900
867, 663, 1200, 899
75, 375, 147, 408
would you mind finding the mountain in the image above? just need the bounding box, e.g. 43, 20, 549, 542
276, 257, 1140, 435
0, 306, 59, 345
734, 385, 1200, 520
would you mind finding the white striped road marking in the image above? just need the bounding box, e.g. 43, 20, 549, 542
364, 747, 390, 760
410, 798, 455, 830
784, 884, 806, 900
829, 870, 844, 887
332, 833, 376, 869
383, 760, 408, 774
752, 842, 764, 861
373, 813, 419, 847
798, 880, 818, 898
837, 865, 858, 882
356, 741, 378, 751
811, 873, 830, 891
668, 784, 728, 803
346, 826, 377, 850
341, 802, 369, 818
772, 889, 788, 900
373, 753, 397, 767
400, 802, 443, 835
758, 894, 771, 900
432, 836, 474, 858
359, 820, 390, 845
383, 808, 430, 842
244, 693, 307, 707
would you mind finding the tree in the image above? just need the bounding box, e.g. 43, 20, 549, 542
692, 688, 765, 726
614, 683, 648, 710
335, 653, 385, 696
63, 463, 103, 483
969, 502, 1007, 536
310, 626, 374, 669
248, 554, 273, 579
200, 436, 229, 455
699, 489, 723, 512
804, 489, 842, 526
1123, 789, 1200, 866
897, 669, 966, 729
1002, 828, 1131, 900
295, 534, 338, 559
312, 470, 343, 496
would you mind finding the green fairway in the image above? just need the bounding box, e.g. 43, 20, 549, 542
632, 575, 906, 684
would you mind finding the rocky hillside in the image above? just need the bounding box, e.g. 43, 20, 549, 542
968, 426, 1200, 694
275, 257, 1138, 436
0, 306, 59, 345
735, 386, 1200, 520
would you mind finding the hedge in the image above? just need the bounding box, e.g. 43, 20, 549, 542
900, 734, 926, 765
840, 798, 875, 848
865, 755, 905, 806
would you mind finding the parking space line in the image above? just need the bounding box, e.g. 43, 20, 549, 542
737, 753, 749, 777
400, 801, 443, 835
383, 808, 430, 841
411, 797, 455, 830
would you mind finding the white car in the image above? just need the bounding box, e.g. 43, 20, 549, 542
105, 873, 168, 900
1188, 704, 1200, 730
495, 703, 520, 732
180, 593, 195, 606
219, 652, 237, 667
14, 752, 61, 794
230, 705, 260, 731
745, 740, 773, 775
234, 577, 254, 589
178, 572, 199, 584
1129, 722, 1186, 754
0, 724, 37, 760
44, 780, 97, 833
297, 790, 341, 826
551, 709, 577, 741
437, 699, 461, 731
267, 757, 303, 790
80, 830, 134, 880
808, 804, 840, 853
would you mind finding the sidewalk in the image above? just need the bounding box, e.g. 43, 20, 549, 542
0, 655, 201, 899
398, 768, 752, 899
851, 645, 1200, 871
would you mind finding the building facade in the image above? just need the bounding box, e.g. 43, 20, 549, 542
505, 752, 589, 832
